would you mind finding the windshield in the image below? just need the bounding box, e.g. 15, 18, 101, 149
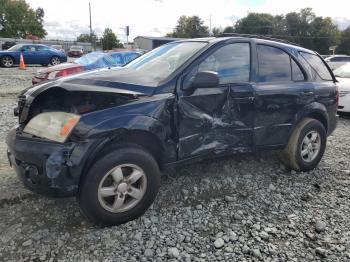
75, 52, 115, 66
334, 64, 350, 78
125, 41, 207, 82
7, 44, 23, 51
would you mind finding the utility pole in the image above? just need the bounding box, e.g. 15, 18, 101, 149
209, 15, 212, 36
89, 2, 94, 50
126, 26, 129, 46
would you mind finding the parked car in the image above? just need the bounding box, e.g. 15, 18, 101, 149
334, 63, 350, 113
68, 45, 84, 57
51, 44, 65, 53
1, 41, 16, 50
109, 50, 142, 66
32, 51, 142, 84
325, 55, 350, 70
0, 44, 67, 67
7, 36, 338, 226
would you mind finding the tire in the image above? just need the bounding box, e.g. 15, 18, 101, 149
1, 56, 14, 68
280, 118, 327, 172
78, 144, 161, 227
50, 56, 61, 66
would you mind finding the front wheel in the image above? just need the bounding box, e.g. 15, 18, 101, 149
1, 56, 14, 68
280, 118, 327, 172
78, 144, 161, 227
50, 56, 61, 66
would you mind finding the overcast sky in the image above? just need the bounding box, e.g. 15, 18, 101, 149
27, 0, 350, 42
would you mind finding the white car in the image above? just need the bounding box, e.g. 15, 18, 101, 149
325, 55, 350, 70
334, 63, 350, 113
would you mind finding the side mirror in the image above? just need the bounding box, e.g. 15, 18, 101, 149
190, 71, 219, 90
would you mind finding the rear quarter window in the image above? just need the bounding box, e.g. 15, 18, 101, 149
300, 52, 333, 81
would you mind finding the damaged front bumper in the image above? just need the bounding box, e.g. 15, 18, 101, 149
6, 128, 100, 197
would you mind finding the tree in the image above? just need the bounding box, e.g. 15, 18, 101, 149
0, 0, 46, 38
311, 17, 340, 54
229, 8, 340, 54
337, 26, 350, 55
101, 28, 123, 50
77, 32, 98, 43
167, 16, 209, 38
235, 13, 275, 35
211, 27, 223, 37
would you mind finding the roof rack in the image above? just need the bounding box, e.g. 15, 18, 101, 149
218, 33, 300, 46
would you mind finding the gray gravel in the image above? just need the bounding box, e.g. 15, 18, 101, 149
1, 68, 350, 261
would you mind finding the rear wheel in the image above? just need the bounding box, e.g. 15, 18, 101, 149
280, 118, 327, 172
1, 56, 14, 68
78, 144, 161, 226
50, 56, 61, 66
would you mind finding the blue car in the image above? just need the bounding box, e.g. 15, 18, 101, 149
0, 44, 67, 68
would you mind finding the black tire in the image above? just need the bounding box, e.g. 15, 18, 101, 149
280, 118, 327, 172
78, 144, 161, 227
50, 56, 61, 66
1, 55, 14, 68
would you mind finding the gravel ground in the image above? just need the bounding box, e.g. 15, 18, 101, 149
0, 68, 350, 261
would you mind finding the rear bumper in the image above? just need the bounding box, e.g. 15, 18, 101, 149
6, 128, 102, 198
328, 114, 338, 136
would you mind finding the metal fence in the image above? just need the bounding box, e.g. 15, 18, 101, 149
0, 37, 92, 52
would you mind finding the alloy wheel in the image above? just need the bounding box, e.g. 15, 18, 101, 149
3, 57, 13, 67
97, 164, 147, 213
300, 130, 321, 163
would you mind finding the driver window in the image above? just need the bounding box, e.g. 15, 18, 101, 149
198, 43, 251, 84
22, 45, 35, 52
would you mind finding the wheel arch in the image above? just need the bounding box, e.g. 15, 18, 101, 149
79, 127, 166, 186
295, 102, 329, 132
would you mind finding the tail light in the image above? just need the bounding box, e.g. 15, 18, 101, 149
48, 67, 83, 79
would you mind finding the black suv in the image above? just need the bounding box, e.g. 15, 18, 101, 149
6, 36, 338, 226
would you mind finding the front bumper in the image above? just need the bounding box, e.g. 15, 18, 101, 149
6, 128, 101, 198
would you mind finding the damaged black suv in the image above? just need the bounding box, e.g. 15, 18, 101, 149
6, 36, 338, 226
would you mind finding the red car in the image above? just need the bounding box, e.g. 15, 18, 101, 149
32, 51, 141, 85
67, 45, 84, 57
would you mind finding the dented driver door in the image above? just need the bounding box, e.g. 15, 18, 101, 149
177, 42, 255, 159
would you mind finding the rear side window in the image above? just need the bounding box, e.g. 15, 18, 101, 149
198, 43, 250, 84
300, 52, 333, 81
291, 59, 305, 81
257, 45, 291, 82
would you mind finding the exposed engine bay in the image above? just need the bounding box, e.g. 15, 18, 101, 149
24, 87, 136, 122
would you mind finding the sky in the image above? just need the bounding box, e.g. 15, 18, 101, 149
26, 0, 350, 42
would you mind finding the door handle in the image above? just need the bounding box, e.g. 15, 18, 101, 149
300, 90, 314, 96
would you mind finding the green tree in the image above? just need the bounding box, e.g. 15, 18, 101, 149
167, 15, 209, 38
0, 0, 46, 38
211, 27, 223, 37
337, 26, 350, 55
101, 28, 123, 50
77, 32, 98, 43
235, 13, 275, 35
311, 17, 340, 54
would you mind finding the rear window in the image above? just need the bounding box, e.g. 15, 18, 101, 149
300, 52, 333, 81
